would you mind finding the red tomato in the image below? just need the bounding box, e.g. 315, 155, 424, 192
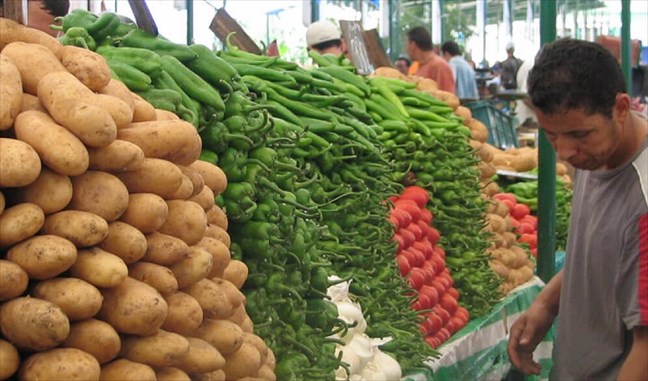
409, 247, 426, 268
433, 245, 446, 259
394, 199, 422, 222
388, 195, 399, 203
494, 192, 518, 204
437, 327, 451, 342
406, 223, 424, 241
530, 247, 538, 258
431, 254, 446, 276
520, 214, 538, 229
391, 208, 412, 228
408, 268, 427, 290
388, 215, 399, 228
402, 186, 430, 207
391, 234, 405, 253
511, 203, 531, 220
501, 198, 516, 212
508, 217, 521, 229
518, 233, 537, 250
446, 287, 460, 300
399, 229, 416, 249
427, 227, 441, 245
429, 279, 446, 296
447, 316, 465, 334
396, 254, 411, 276
436, 275, 451, 290
433, 305, 451, 325
417, 290, 432, 310
425, 335, 441, 349
413, 240, 434, 260
422, 260, 437, 280
438, 270, 454, 287
440, 293, 458, 314
419, 208, 434, 224
455, 306, 470, 323
416, 219, 432, 236
419, 285, 440, 307
515, 222, 535, 235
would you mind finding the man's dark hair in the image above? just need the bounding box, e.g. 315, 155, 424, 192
441, 41, 461, 56
407, 27, 433, 51
310, 38, 342, 52
29, 0, 69, 17
527, 38, 626, 118
396, 57, 410, 66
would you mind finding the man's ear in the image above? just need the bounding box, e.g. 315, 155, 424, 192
613, 93, 632, 126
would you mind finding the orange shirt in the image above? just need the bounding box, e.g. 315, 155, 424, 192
416, 55, 456, 94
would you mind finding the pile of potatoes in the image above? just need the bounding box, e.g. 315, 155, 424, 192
0, 19, 275, 381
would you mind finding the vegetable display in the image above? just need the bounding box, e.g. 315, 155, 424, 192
0, 19, 275, 381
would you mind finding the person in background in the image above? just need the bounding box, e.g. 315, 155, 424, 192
306, 20, 346, 57
507, 38, 648, 380
500, 42, 523, 90
394, 56, 410, 76
441, 41, 479, 100
405, 26, 455, 93
28, 0, 69, 36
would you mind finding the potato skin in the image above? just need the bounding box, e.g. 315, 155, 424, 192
0, 138, 41, 188
0, 53, 22, 130
162, 291, 203, 336
142, 232, 189, 266
0, 339, 20, 380
100, 221, 147, 264
189, 185, 215, 211
95, 93, 134, 129
18, 168, 73, 214
42, 210, 109, 248
118, 120, 202, 166
170, 246, 213, 289
14, 110, 89, 176
98, 79, 135, 112
59, 45, 111, 92
19, 348, 101, 381
196, 237, 231, 279
0, 202, 44, 247
119, 329, 190, 368
87, 139, 144, 172
205, 205, 228, 230
6, 235, 77, 280
63, 319, 121, 364
1, 42, 66, 95
156, 367, 190, 381
188, 160, 227, 195
193, 319, 244, 356
158, 200, 207, 246
120, 193, 168, 234
184, 279, 233, 320
178, 337, 225, 374
129, 262, 178, 296
69, 247, 128, 288
0, 297, 70, 351
68, 171, 129, 222
20, 93, 46, 112
31, 277, 103, 321
99, 359, 156, 381
116, 158, 184, 199
0, 260, 28, 301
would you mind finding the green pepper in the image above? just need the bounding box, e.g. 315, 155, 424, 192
187, 44, 241, 88
89, 12, 120, 42
105, 60, 151, 91
96, 45, 162, 76
58, 26, 96, 50
51, 9, 98, 32
121, 28, 198, 62
159, 55, 225, 112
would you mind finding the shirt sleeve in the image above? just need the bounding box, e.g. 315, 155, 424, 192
616, 212, 648, 329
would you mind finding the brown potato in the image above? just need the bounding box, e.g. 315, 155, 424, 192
184, 279, 233, 320
19, 348, 100, 381
212, 278, 245, 307
31, 277, 103, 321
204, 224, 231, 248
156, 367, 190, 381
69, 247, 128, 288
118, 120, 202, 166
98, 277, 168, 336
193, 319, 244, 356
116, 158, 184, 199
155, 109, 180, 120
188, 160, 227, 195
42, 210, 109, 248
195, 369, 226, 381
0, 260, 28, 301
0, 18, 62, 55
129, 262, 179, 296
205, 205, 228, 230
196, 237, 231, 279
189, 185, 216, 211
6, 235, 77, 280
0, 339, 20, 380
120, 193, 168, 234
0, 297, 70, 351
131, 92, 157, 122
162, 291, 203, 336
225, 304, 247, 326
17, 168, 73, 214
0, 138, 41, 188
0, 202, 44, 247
120, 329, 190, 368
63, 319, 121, 364
243, 333, 269, 366
0, 53, 22, 130
95, 93, 134, 129
98, 79, 135, 112
240, 316, 254, 333
59, 45, 111, 92
69, 171, 129, 222
100, 359, 156, 381
178, 164, 205, 198
222, 343, 262, 380
142, 232, 190, 266
222, 260, 248, 290
168, 174, 194, 200
178, 337, 225, 374
0, 42, 65, 95
87, 139, 145, 172
158, 200, 207, 246
100, 221, 147, 264
170, 246, 213, 289
20, 93, 46, 112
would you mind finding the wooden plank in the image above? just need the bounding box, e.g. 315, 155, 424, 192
363, 28, 391, 69
210, 8, 262, 55
339, 20, 374, 75
2, 0, 29, 25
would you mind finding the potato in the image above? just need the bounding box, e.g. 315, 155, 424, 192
168, 174, 194, 200
31, 277, 103, 321
120, 329, 190, 368
68, 171, 129, 221
156, 367, 190, 381
0, 54, 22, 129
225, 304, 247, 326
188, 160, 227, 195
178, 164, 205, 198
257, 365, 276, 381
0, 19, 62, 57
131, 93, 157, 122
0, 138, 41, 187
14, 110, 89, 176
184, 279, 233, 320
162, 291, 203, 336
0, 297, 70, 351
88, 139, 145, 172
118, 120, 202, 166
240, 316, 254, 333
196, 237, 231, 279
155, 109, 180, 121
205, 205, 228, 230
38, 71, 116, 148
195, 369, 226, 381
212, 278, 245, 307
98, 277, 168, 336
63, 319, 121, 364
189, 185, 216, 211
20, 93, 46, 112
100, 359, 156, 381
193, 319, 244, 356
120, 193, 168, 234
17, 168, 73, 214
19, 348, 100, 381
178, 337, 225, 374
98, 79, 135, 112
243, 333, 268, 366
6, 235, 76, 280
222, 260, 248, 290
59, 45, 111, 92
42, 210, 109, 247
142, 232, 190, 266
95, 94, 134, 129
170, 247, 213, 289
0, 202, 44, 247
69, 247, 128, 288
264, 349, 276, 368
129, 262, 179, 296
1, 42, 65, 95
116, 158, 184, 199
204, 224, 231, 248
0, 260, 28, 301
0, 339, 19, 380
158, 200, 207, 246
99, 221, 147, 264
222, 343, 262, 380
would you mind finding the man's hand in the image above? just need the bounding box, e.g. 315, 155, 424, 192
507, 304, 555, 375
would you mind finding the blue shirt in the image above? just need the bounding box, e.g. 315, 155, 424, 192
448, 56, 479, 100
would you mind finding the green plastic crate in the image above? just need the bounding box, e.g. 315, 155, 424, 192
465, 100, 518, 149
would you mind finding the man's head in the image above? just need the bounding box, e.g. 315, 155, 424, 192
306, 21, 345, 56
528, 38, 631, 170
406, 26, 433, 60
506, 41, 515, 54
28, 0, 69, 36
441, 41, 461, 61
394, 57, 410, 75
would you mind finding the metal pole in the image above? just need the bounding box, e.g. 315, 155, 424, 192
311, 0, 320, 22
186, 0, 194, 45
621, 0, 632, 94
477, 0, 487, 67
537, 0, 557, 282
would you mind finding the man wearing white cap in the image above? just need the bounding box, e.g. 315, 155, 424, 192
500, 42, 523, 90
306, 20, 346, 56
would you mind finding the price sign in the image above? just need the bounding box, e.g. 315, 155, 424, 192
210, 8, 262, 55
339, 20, 374, 75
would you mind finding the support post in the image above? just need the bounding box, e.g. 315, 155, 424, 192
621, 0, 632, 94
186, 0, 194, 45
